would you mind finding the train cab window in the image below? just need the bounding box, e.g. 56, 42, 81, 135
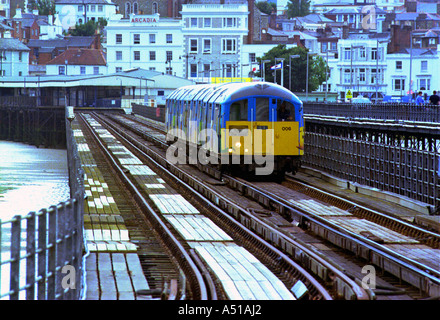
255, 98, 269, 121
277, 100, 294, 121
229, 100, 248, 121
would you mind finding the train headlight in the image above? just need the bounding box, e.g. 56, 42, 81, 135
228, 148, 233, 153
235, 142, 241, 148
244, 149, 249, 153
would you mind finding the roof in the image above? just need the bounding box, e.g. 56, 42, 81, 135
46, 48, 106, 66
54, 0, 116, 4
0, 38, 30, 51
27, 36, 96, 49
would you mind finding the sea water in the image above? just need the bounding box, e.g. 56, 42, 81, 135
0, 141, 70, 299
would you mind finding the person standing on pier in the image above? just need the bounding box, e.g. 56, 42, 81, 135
415, 91, 425, 106
429, 91, 439, 106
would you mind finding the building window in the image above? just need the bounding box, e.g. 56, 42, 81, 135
94, 67, 99, 75
421, 61, 428, 72
125, 2, 131, 17
166, 67, 173, 75
133, 34, 140, 44
396, 61, 402, 70
98, 5, 103, 12
149, 34, 156, 44
223, 17, 237, 28
78, 5, 83, 11
166, 51, 172, 62
91, 5, 95, 12
249, 53, 256, 63
222, 39, 236, 53
166, 34, 172, 43
190, 18, 197, 28
359, 68, 366, 83
116, 51, 122, 61
133, 2, 138, 14
371, 48, 377, 60
149, 51, 156, 61
190, 64, 197, 77
223, 64, 234, 77
18, 51, 22, 61
134, 51, 140, 60
203, 39, 211, 54
116, 34, 122, 44
59, 66, 65, 75
204, 18, 211, 28
393, 78, 405, 91
344, 48, 351, 60
321, 42, 327, 53
190, 39, 198, 53
343, 68, 351, 84
116, 67, 122, 72
359, 48, 366, 60
418, 78, 430, 90
80, 66, 86, 75
152, 2, 158, 14
203, 64, 210, 77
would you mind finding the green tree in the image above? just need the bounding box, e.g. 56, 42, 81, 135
255, 1, 276, 15
29, 0, 56, 16
68, 18, 107, 37
286, 0, 311, 18
256, 45, 327, 93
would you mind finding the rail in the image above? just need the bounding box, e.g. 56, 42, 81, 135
0, 113, 85, 300
303, 102, 440, 123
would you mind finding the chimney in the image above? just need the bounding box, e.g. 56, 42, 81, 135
247, 0, 255, 44
15, 5, 22, 19
405, 0, 417, 13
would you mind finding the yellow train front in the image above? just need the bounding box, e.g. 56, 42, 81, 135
165, 82, 304, 179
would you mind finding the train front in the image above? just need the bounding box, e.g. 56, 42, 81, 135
220, 82, 304, 178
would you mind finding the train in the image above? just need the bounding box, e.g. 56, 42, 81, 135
165, 81, 304, 179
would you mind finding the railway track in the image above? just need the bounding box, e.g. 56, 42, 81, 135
101, 111, 440, 299
78, 112, 334, 300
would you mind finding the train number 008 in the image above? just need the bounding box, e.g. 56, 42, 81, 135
281, 127, 291, 131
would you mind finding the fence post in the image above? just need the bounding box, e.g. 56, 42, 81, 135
10, 215, 21, 300
47, 205, 57, 300
37, 209, 47, 300
26, 212, 37, 300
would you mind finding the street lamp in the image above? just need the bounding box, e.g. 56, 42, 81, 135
376, 39, 390, 103
261, 59, 270, 82
275, 57, 285, 87
289, 55, 300, 92
350, 45, 364, 97
306, 52, 317, 102
325, 49, 337, 102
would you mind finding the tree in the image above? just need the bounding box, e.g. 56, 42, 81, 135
256, 44, 327, 93
255, 1, 276, 15
286, 0, 311, 18
68, 18, 107, 37
29, 0, 56, 16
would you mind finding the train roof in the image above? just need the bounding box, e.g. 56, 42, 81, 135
167, 82, 302, 105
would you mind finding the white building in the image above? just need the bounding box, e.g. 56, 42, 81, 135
180, 1, 250, 82
335, 33, 390, 101
385, 45, 440, 98
0, 36, 30, 76
55, 0, 117, 30
105, 13, 184, 76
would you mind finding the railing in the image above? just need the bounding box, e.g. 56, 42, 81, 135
0, 112, 85, 300
0, 96, 37, 108
303, 102, 440, 123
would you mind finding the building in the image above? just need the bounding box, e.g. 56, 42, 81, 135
54, 0, 117, 30
45, 48, 106, 75
105, 12, 184, 75
0, 0, 10, 18
385, 45, 440, 98
335, 32, 390, 101
180, 1, 250, 82
0, 36, 30, 76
